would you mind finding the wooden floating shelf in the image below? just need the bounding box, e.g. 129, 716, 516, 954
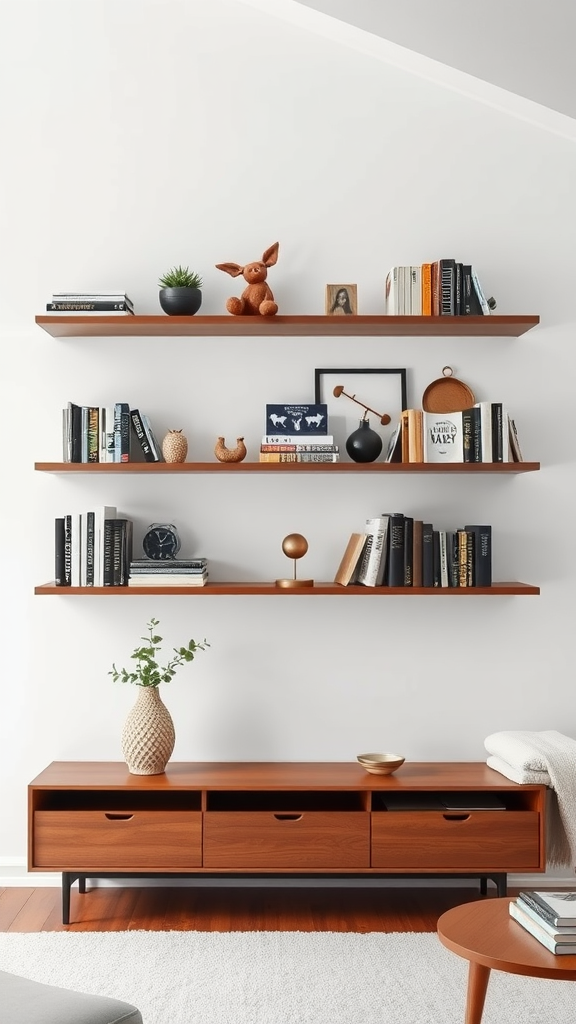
35, 313, 540, 339
35, 582, 540, 596
35, 461, 540, 474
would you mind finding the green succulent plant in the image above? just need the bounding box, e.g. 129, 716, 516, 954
158, 265, 203, 289
109, 618, 209, 687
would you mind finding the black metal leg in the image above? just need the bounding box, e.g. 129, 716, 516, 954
496, 873, 507, 897
62, 872, 74, 925
480, 877, 487, 895
79, 875, 87, 894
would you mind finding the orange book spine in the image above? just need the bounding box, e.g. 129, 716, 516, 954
422, 263, 432, 316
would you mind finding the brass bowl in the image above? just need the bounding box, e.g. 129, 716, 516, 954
357, 752, 405, 775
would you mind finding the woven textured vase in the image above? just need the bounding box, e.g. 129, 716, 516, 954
122, 686, 175, 776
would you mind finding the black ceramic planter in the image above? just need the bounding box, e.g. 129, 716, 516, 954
346, 417, 383, 463
159, 287, 202, 316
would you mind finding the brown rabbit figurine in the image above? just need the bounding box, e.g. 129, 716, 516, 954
216, 242, 279, 316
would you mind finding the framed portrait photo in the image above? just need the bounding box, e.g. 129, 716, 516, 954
325, 284, 358, 316
314, 367, 408, 461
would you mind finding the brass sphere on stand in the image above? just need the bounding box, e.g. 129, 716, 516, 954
275, 533, 314, 588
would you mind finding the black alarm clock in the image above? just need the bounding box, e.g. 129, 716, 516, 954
143, 523, 181, 560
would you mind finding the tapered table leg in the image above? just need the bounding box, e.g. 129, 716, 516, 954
465, 962, 491, 1024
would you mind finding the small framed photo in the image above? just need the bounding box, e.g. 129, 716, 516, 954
325, 284, 358, 316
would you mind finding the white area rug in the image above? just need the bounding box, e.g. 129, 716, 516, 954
0, 930, 573, 1023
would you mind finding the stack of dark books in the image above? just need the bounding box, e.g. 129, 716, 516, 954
46, 291, 134, 314
128, 558, 208, 587
509, 891, 576, 954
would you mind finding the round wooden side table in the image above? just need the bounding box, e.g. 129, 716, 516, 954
437, 897, 576, 1024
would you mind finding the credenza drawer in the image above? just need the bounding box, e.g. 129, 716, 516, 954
33, 810, 202, 868
371, 811, 540, 870
203, 811, 370, 868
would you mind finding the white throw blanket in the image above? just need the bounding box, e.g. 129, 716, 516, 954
484, 729, 576, 870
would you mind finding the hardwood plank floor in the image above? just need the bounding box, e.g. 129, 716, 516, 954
0, 884, 523, 932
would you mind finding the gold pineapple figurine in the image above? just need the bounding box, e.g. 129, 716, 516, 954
161, 429, 188, 463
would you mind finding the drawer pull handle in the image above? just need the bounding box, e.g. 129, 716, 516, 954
104, 813, 134, 821
274, 813, 303, 821
442, 813, 470, 822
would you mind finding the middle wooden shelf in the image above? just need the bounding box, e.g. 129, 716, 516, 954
35, 461, 540, 474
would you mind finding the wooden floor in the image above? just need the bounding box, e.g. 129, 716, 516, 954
0, 884, 522, 932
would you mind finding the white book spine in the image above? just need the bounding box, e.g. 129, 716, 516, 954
93, 505, 117, 587
439, 531, 449, 587
262, 435, 334, 445
70, 512, 82, 587
471, 268, 491, 314
357, 517, 389, 587
475, 402, 492, 463
385, 267, 398, 315
410, 266, 422, 315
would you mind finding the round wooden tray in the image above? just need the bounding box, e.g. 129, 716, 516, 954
422, 366, 475, 413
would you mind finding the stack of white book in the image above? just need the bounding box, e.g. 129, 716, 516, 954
509, 891, 576, 954
46, 291, 134, 314
128, 558, 208, 587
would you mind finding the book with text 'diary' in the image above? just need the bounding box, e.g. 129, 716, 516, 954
423, 412, 464, 462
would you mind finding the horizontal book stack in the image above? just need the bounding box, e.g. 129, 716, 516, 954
55, 506, 133, 587
46, 291, 134, 314
62, 403, 162, 463
260, 403, 339, 463
509, 891, 576, 955
335, 514, 492, 588
128, 558, 208, 587
385, 261, 494, 316
394, 405, 524, 464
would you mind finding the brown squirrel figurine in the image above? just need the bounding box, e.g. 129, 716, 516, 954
216, 242, 279, 316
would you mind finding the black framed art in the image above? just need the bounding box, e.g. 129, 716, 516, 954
314, 367, 408, 460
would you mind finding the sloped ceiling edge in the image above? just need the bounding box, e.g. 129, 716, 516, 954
235, 0, 576, 142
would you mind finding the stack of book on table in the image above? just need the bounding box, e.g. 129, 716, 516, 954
260, 404, 339, 462
46, 291, 134, 314
128, 558, 208, 587
509, 891, 576, 954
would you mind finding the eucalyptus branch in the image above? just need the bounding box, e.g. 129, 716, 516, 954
110, 618, 209, 688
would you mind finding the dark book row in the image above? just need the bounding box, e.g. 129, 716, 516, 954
337, 514, 492, 588
54, 512, 133, 587
63, 402, 161, 463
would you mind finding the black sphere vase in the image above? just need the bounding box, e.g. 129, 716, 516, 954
159, 287, 202, 316
346, 417, 383, 463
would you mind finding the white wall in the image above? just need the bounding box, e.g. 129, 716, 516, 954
1, 0, 575, 881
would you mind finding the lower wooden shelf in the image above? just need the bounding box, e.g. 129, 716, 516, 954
35, 581, 540, 595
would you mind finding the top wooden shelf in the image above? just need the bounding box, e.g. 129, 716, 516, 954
35, 314, 540, 338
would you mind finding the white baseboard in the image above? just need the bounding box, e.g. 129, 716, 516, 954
1, 863, 574, 889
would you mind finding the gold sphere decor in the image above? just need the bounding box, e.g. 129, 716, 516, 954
275, 533, 314, 589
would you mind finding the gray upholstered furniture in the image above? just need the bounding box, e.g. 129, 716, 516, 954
0, 969, 143, 1024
